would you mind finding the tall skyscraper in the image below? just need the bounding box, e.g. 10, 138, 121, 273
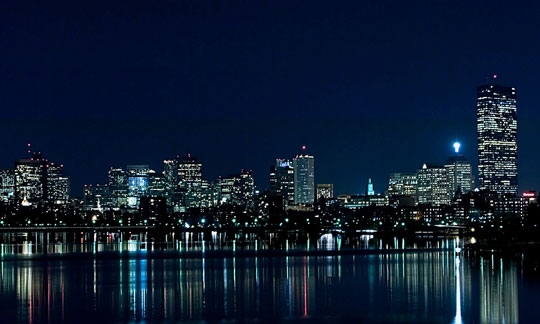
177, 154, 202, 189
14, 153, 47, 204
293, 154, 315, 204
269, 159, 295, 206
477, 81, 518, 196
163, 159, 178, 189
445, 142, 474, 198
417, 163, 451, 206
108, 167, 128, 207
46, 162, 70, 203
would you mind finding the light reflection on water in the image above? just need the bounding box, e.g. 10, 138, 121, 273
0, 232, 537, 323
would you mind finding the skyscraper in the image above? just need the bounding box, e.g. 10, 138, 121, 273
417, 163, 451, 206
269, 159, 295, 206
127, 165, 150, 207
445, 142, 474, 198
14, 153, 47, 204
177, 154, 202, 189
46, 162, 70, 203
293, 154, 315, 204
477, 81, 518, 196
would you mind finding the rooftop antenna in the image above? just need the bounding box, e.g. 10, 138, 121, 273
27, 143, 31, 157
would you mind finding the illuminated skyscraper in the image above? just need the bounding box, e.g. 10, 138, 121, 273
127, 165, 150, 207
477, 81, 518, 196
293, 154, 315, 204
163, 159, 178, 189
417, 163, 450, 206
177, 154, 202, 189
108, 167, 128, 207
269, 159, 295, 206
14, 153, 47, 204
445, 142, 474, 198
46, 162, 70, 203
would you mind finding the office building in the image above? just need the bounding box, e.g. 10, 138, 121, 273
14, 153, 47, 204
388, 173, 417, 197
269, 159, 295, 206
417, 164, 451, 206
477, 82, 518, 196
293, 154, 315, 204
127, 165, 150, 207
445, 144, 474, 198
46, 163, 69, 203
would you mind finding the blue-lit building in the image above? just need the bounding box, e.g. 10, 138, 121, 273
127, 165, 150, 207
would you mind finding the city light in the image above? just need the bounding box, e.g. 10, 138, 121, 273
453, 142, 461, 153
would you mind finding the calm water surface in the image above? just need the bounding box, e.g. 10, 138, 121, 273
0, 232, 539, 323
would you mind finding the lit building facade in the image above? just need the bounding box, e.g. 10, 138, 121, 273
0, 169, 15, 204
108, 167, 128, 207
46, 163, 70, 204
417, 164, 451, 206
317, 184, 333, 200
127, 165, 150, 207
387, 173, 417, 197
14, 153, 47, 204
477, 83, 518, 196
177, 154, 202, 189
293, 154, 315, 204
445, 154, 474, 198
218, 170, 256, 206
269, 159, 295, 206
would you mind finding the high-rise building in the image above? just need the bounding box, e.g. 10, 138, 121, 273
0, 169, 15, 204
417, 164, 451, 206
317, 184, 334, 200
218, 170, 256, 206
293, 154, 315, 204
163, 159, 178, 189
445, 143, 474, 198
177, 154, 202, 189
14, 153, 47, 204
127, 165, 150, 207
477, 81, 518, 196
269, 159, 295, 206
148, 170, 167, 197
108, 167, 128, 207
46, 163, 69, 203
387, 173, 417, 197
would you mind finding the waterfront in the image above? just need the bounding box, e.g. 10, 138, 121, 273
0, 233, 538, 323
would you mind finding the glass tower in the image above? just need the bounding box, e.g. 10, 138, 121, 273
477, 83, 518, 196
293, 154, 315, 204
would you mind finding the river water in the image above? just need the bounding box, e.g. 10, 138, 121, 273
0, 231, 538, 323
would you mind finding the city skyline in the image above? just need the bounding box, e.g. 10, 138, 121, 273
3, 1, 540, 196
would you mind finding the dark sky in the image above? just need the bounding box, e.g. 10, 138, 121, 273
1, 0, 540, 196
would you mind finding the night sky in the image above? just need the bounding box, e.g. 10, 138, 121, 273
2, 0, 540, 196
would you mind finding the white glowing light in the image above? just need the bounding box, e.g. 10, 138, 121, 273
453, 142, 461, 153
